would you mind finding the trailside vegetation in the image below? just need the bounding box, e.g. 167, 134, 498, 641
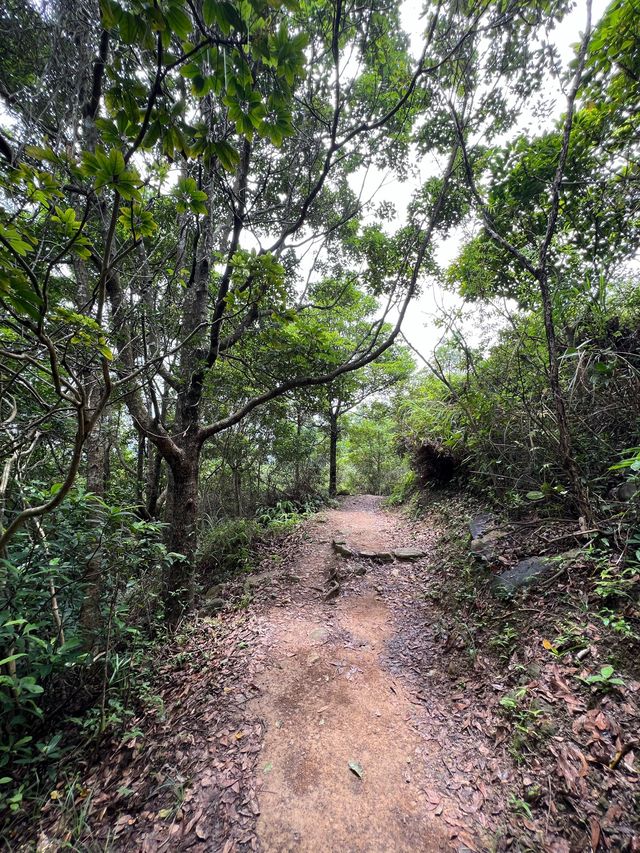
0, 0, 638, 839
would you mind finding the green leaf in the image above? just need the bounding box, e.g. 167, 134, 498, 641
0, 654, 26, 667
166, 5, 192, 39
210, 140, 240, 171
119, 11, 140, 44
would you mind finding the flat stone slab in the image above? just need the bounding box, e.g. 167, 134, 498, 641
309, 626, 330, 643
392, 547, 426, 561
359, 550, 394, 563
469, 513, 494, 540
493, 556, 553, 595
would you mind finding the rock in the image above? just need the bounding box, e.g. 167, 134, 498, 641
469, 513, 494, 540
375, 551, 394, 563
204, 596, 225, 614
204, 583, 224, 600
376, 552, 393, 563
332, 540, 355, 558
309, 627, 330, 642
354, 565, 367, 576
359, 550, 394, 563
610, 482, 639, 502
470, 528, 507, 561
492, 556, 553, 595
558, 548, 583, 562
393, 547, 426, 561
324, 582, 340, 601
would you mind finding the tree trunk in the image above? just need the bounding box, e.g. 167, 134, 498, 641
146, 445, 163, 518
329, 411, 339, 497
294, 409, 302, 496
538, 270, 593, 523
136, 434, 145, 508
164, 448, 200, 625
79, 403, 105, 646
232, 465, 242, 516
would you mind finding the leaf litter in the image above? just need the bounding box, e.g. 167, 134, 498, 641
26, 494, 640, 852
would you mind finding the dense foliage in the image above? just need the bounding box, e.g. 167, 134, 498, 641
1, 0, 638, 827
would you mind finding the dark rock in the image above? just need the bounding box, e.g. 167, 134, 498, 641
469, 513, 494, 540
374, 551, 394, 563
493, 556, 553, 595
359, 550, 394, 563
204, 597, 225, 614
354, 565, 367, 576
332, 540, 355, 558
393, 547, 426, 561
611, 482, 639, 502
470, 528, 507, 561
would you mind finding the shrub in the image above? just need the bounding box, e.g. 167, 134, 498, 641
197, 518, 258, 581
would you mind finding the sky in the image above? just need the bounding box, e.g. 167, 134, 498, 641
349, 0, 609, 361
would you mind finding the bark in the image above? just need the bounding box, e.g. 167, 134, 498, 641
232, 465, 242, 517
538, 269, 593, 523
136, 434, 145, 507
146, 444, 163, 518
294, 409, 302, 496
163, 444, 200, 625
329, 410, 339, 497
79, 393, 106, 646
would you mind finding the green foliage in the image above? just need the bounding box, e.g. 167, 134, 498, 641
197, 518, 258, 580
340, 402, 407, 496
577, 665, 625, 691
256, 498, 319, 535
0, 489, 170, 814
395, 279, 640, 512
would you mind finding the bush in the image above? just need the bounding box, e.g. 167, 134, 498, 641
0, 489, 170, 815
197, 518, 258, 582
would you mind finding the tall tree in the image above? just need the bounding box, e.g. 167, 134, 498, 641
1, 0, 574, 622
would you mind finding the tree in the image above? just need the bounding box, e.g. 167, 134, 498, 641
304, 281, 413, 495
450, 1, 597, 520
342, 400, 403, 495
1, 0, 576, 623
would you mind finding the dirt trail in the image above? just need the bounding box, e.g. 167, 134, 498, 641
46, 496, 511, 852
30, 495, 639, 852
249, 496, 461, 852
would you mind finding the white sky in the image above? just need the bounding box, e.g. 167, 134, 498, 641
350, 0, 609, 361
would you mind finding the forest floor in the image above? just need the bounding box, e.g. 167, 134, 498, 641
32, 495, 639, 852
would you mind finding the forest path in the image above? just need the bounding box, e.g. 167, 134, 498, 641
248, 495, 476, 853
58, 497, 510, 852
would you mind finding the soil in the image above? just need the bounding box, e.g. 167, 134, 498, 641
250, 495, 455, 852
